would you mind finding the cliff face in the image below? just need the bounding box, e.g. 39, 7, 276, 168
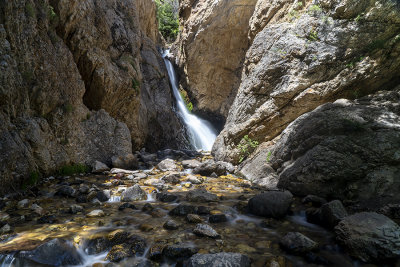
0, 0, 186, 193
173, 0, 258, 123
211, 0, 400, 163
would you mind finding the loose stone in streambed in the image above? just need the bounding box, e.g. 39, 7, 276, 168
157, 158, 179, 172
156, 192, 178, 202
186, 214, 203, 223
280, 232, 319, 254
185, 253, 250, 267
118, 203, 137, 211
193, 224, 220, 238
121, 184, 147, 202
186, 188, 218, 202
163, 245, 198, 261
209, 214, 228, 223
164, 220, 179, 230
248, 190, 293, 218
87, 209, 105, 218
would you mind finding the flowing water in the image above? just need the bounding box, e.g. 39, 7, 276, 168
162, 50, 217, 151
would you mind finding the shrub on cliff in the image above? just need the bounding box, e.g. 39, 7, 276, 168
155, 0, 179, 42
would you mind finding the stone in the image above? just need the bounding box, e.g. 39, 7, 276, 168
18, 239, 83, 266
248, 191, 293, 218
108, 230, 130, 245
193, 224, 220, 238
139, 224, 154, 232
87, 210, 105, 218
181, 159, 201, 169
186, 189, 218, 202
110, 169, 139, 175
142, 203, 154, 212
302, 195, 327, 207
37, 215, 57, 224
187, 175, 203, 184
0, 224, 12, 234
30, 204, 44, 216
96, 191, 110, 202
193, 160, 235, 176
79, 184, 90, 194
164, 220, 179, 230
17, 199, 29, 209
92, 161, 110, 173
161, 173, 181, 184
105, 244, 134, 263
186, 214, 203, 223
185, 253, 251, 267
280, 232, 318, 254
169, 205, 198, 216
209, 214, 228, 223
156, 193, 178, 202
320, 200, 348, 229
157, 159, 179, 172
335, 212, 400, 262
118, 203, 137, 211
69, 204, 84, 214
163, 245, 198, 260
112, 154, 139, 170
56, 185, 76, 198
121, 185, 147, 202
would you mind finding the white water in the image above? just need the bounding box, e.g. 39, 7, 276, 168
162, 50, 217, 151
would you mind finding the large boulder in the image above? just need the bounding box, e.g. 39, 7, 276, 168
335, 212, 400, 262
121, 185, 147, 202
185, 253, 251, 267
248, 191, 293, 218
18, 239, 83, 266
111, 154, 139, 170
320, 200, 348, 229
193, 160, 235, 176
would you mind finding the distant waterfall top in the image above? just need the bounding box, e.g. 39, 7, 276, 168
162, 50, 217, 151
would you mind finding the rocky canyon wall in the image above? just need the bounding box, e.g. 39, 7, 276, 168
0, 0, 186, 193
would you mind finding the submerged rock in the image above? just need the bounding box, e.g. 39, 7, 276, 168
335, 212, 400, 262
193, 224, 220, 238
280, 232, 318, 254
18, 239, 83, 266
106, 244, 135, 262
156, 192, 178, 202
163, 245, 198, 261
209, 214, 228, 223
121, 185, 147, 202
248, 191, 293, 218
163, 220, 179, 230
185, 253, 251, 267
118, 203, 138, 211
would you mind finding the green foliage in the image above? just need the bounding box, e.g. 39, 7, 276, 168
346, 56, 364, 69
354, 13, 364, 23
59, 164, 89, 176
266, 151, 272, 163
155, 0, 179, 41
237, 135, 259, 163
289, 9, 300, 20
132, 78, 140, 94
64, 103, 74, 113
308, 4, 321, 14
25, 3, 36, 18
47, 5, 56, 20
22, 171, 40, 190
307, 30, 319, 41
179, 89, 193, 112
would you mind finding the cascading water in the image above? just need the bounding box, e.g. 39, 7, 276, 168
162, 50, 217, 151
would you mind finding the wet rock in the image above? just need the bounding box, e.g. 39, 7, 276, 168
87, 210, 105, 218
235, 244, 256, 254
197, 206, 211, 215
209, 214, 228, 223
17, 199, 29, 209
157, 159, 179, 172
108, 229, 130, 244
37, 215, 57, 224
248, 191, 293, 218
125, 235, 147, 255
111, 168, 139, 175
187, 175, 204, 184
156, 192, 178, 202
30, 204, 44, 216
76, 195, 87, 203
193, 160, 235, 176
133, 172, 148, 180
85, 236, 110, 255
96, 191, 110, 202
87, 191, 98, 202
118, 203, 137, 211
92, 161, 110, 173
169, 205, 198, 216
142, 203, 154, 212
121, 185, 147, 202
163, 245, 198, 261
106, 244, 135, 262
18, 239, 83, 266
320, 200, 348, 229
139, 224, 154, 232
210, 172, 218, 178
79, 184, 90, 194
280, 232, 318, 254
186, 214, 203, 223
112, 154, 139, 170
302, 195, 327, 207
161, 173, 181, 184
69, 204, 83, 214
305, 208, 322, 225
379, 204, 400, 219
185, 253, 250, 267
149, 243, 165, 261
0, 224, 12, 234
186, 189, 218, 202
56, 185, 76, 197
182, 159, 201, 169
193, 224, 220, 238
335, 212, 400, 261
0, 212, 10, 225
164, 220, 179, 230
140, 153, 158, 164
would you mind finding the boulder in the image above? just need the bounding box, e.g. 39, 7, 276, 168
156, 193, 178, 203
157, 159, 179, 172
169, 205, 198, 216
161, 173, 181, 184
185, 253, 251, 267
280, 232, 318, 254
18, 239, 83, 266
112, 154, 139, 170
193, 160, 234, 176
118, 203, 137, 211
69, 204, 84, 214
181, 159, 202, 169
163, 245, 198, 261
335, 212, 400, 262
163, 220, 179, 230
320, 200, 348, 229
187, 175, 204, 184
91, 161, 110, 173
248, 191, 293, 218
193, 224, 220, 238
17, 199, 29, 209
87, 210, 105, 218
55, 185, 76, 198
186, 189, 218, 202
121, 185, 147, 202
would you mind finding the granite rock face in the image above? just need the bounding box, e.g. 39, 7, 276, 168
213, 0, 400, 163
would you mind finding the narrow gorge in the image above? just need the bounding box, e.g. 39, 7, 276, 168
0, 0, 400, 266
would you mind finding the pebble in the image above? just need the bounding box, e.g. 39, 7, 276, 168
87, 210, 105, 218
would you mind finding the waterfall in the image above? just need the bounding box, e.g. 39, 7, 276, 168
162, 50, 217, 151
